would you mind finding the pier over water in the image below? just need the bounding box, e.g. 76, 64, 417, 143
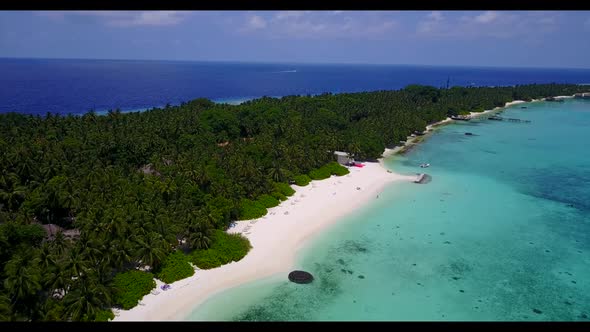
488, 115, 531, 123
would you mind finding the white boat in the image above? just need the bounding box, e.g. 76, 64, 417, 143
420, 163, 430, 168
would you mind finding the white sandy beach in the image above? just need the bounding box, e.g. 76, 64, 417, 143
467, 95, 575, 119
113, 161, 417, 321
382, 99, 537, 158
468, 100, 527, 119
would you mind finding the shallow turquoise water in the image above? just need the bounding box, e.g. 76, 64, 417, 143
187, 99, 590, 321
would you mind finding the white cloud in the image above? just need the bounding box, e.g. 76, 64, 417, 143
37, 11, 190, 27
474, 11, 498, 24
428, 11, 443, 21
538, 17, 555, 25
36, 11, 67, 20
416, 11, 560, 39
418, 11, 444, 33
117, 11, 187, 27
240, 11, 398, 40
245, 15, 267, 30
274, 11, 307, 20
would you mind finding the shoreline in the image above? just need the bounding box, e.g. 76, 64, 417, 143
112, 94, 574, 322
113, 162, 417, 321
384, 94, 576, 157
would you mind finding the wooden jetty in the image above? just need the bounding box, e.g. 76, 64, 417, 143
450, 115, 470, 121
487, 115, 530, 123
414, 173, 431, 184
413, 130, 426, 136
546, 97, 564, 102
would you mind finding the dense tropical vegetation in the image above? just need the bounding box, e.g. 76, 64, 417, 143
111, 270, 155, 310
0, 83, 586, 321
156, 250, 194, 284
188, 230, 252, 270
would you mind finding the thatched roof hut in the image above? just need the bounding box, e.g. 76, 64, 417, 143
42, 224, 64, 239
63, 229, 81, 239
41, 224, 81, 240
139, 163, 161, 176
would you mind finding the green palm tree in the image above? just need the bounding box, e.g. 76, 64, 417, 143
59, 190, 78, 219
134, 232, 168, 271
37, 243, 57, 286
50, 231, 70, 257
3, 253, 42, 318
267, 163, 283, 183
108, 238, 135, 271
347, 141, 361, 159
40, 297, 65, 321
0, 294, 12, 321
10, 147, 35, 184
187, 218, 212, 250
159, 179, 177, 204
63, 274, 111, 321
63, 248, 89, 279
0, 185, 27, 211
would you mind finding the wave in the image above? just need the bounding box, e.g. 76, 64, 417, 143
274, 70, 297, 73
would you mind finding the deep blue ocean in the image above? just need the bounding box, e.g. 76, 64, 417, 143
1, 58, 590, 115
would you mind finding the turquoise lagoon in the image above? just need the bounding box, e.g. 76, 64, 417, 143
187, 99, 590, 321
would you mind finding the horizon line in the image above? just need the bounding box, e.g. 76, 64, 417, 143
2, 56, 590, 71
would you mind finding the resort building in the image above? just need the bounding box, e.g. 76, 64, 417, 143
574, 92, 590, 99
334, 151, 354, 165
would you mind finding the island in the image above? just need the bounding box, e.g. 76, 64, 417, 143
0, 83, 587, 321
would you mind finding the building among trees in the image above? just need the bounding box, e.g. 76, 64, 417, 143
334, 151, 354, 165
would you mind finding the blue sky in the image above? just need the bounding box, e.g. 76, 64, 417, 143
1, 11, 590, 68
